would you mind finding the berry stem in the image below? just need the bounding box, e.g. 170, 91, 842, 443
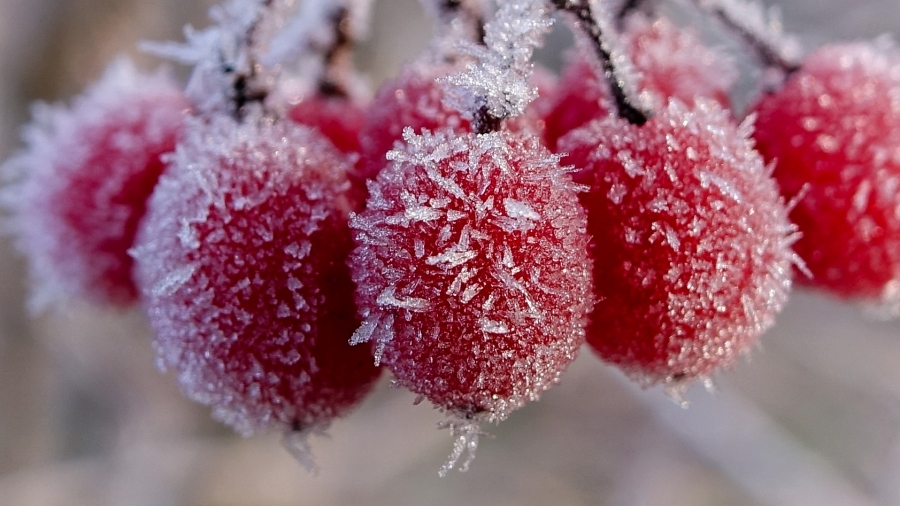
615, 0, 658, 23
427, 0, 488, 44
232, 0, 279, 117
686, 0, 801, 74
551, 0, 650, 126
317, 6, 355, 97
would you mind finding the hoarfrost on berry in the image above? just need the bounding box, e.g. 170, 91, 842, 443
1, 58, 188, 310
132, 113, 380, 436
753, 40, 900, 311
349, 127, 593, 422
560, 99, 796, 385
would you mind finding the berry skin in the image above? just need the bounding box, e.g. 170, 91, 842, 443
560, 100, 795, 385
543, 14, 736, 150
288, 93, 366, 155
132, 114, 380, 436
2, 58, 189, 309
349, 128, 593, 422
753, 42, 900, 306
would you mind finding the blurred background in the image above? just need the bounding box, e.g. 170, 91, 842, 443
2, 0, 900, 504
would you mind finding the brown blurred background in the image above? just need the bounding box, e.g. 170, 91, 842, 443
2, 0, 900, 504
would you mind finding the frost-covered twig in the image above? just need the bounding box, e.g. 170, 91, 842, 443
266, 0, 373, 97
686, 0, 802, 73
443, 0, 554, 133
143, 0, 289, 117
551, 0, 650, 125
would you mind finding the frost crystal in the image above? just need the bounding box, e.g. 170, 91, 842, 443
443, 0, 553, 122
132, 112, 380, 436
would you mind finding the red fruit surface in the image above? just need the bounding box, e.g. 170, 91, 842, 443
349, 128, 592, 421
3, 59, 188, 309
288, 93, 366, 154
132, 115, 380, 435
560, 100, 795, 385
753, 42, 900, 305
543, 14, 736, 150
358, 62, 471, 181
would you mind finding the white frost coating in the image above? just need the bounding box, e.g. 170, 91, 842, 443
376, 286, 432, 312
442, 0, 553, 120
503, 198, 540, 221
480, 318, 510, 334
151, 263, 198, 297
437, 418, 483, 477
143, 0, 290, 116
426, 249, 478, 268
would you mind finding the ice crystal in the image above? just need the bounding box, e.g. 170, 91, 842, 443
442, 0, 554, 122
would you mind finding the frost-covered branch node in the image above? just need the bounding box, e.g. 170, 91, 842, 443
551, 0, 650, 125
442, 0, 554, 133
142, 0, 289, 118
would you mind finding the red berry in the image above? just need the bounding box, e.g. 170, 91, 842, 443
349, 128, 592, 421
132, 114, 380, 435
560, 100, 795, 385
753, 42, 900, 306
3, 59, 189, 309
543, 14, 736, 150
288, 93, 366, 155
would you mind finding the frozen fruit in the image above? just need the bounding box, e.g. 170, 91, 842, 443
349, 127, 592, 421
2, 58, 189, 309
132, 113, 380, 435
753, 42, 900, 307
560, 99, 795, 385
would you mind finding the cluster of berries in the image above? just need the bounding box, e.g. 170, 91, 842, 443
3, 0, 899, 475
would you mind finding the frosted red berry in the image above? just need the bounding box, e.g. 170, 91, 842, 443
543, 14, 736, 150
3, 59, 189, 309
349, 128, 592, 421
132, 114, 380, 435
753, 42, 900, 306
560, 100, 795, 385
